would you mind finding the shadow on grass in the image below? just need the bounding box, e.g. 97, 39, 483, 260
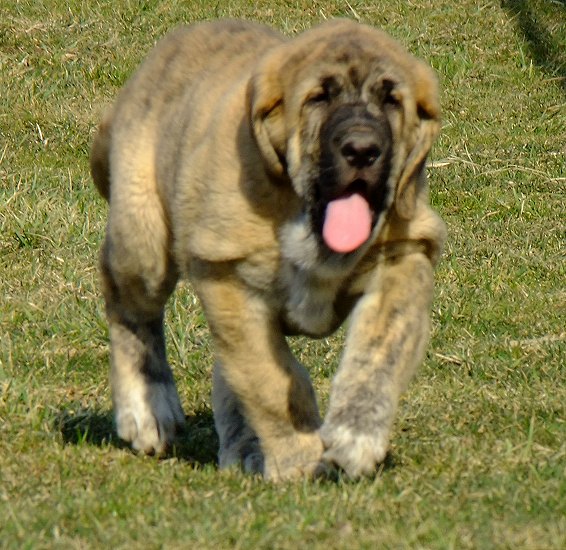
502, 0, 566, 93
55, 407, 399, 480
55, 406, 219, 467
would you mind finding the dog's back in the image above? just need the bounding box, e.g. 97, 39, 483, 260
90, 20, 285, 203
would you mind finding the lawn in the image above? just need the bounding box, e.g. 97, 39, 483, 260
1, 0, 564, 548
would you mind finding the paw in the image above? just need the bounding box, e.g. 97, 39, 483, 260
218, 436, 265, 475
263, 432, 325, 482
114, 382, 185, 454
319, 424, 388, 479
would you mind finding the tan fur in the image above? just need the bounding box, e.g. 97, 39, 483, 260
91, 19, 446, 480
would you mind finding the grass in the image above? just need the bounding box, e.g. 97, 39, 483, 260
1, 0, 565, 547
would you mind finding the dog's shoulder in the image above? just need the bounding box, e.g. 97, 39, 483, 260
108, 20, 285, 138
152, 20, 285, 65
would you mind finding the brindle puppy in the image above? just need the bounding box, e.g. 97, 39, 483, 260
90, 19, 446, 480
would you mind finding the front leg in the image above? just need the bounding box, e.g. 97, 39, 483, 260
193, 270, 324, 481
212, 361, 264, 475
320, 251, 435, 478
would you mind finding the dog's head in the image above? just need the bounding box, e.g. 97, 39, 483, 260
248, 19, 440, 255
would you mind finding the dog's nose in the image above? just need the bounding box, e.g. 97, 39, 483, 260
340, 133, 381, 168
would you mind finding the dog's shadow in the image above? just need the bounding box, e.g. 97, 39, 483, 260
55, 406, 219, 466
55, 406, 399, 479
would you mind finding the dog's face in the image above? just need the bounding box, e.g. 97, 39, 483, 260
249, 20, 440, 255
300, 72, 395, 254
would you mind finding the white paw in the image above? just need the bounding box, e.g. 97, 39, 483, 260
114, 382, 185, 454
320, 424, 388, 478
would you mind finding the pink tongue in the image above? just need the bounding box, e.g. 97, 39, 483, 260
322, 193, 372, 253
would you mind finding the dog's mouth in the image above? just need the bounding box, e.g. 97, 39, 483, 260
321, 180, 374, 254
313, 106, 393, 255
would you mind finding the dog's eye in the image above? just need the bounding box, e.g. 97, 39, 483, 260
381, 78, 402, 108
307, 88, 331, 105
306, 77, 341, 106
383, 90, 401, 107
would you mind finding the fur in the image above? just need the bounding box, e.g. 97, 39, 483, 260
91, 19, 446, 480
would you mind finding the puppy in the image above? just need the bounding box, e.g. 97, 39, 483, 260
91, 19, 446, 480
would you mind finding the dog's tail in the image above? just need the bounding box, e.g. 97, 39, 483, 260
90, 115, 112, 202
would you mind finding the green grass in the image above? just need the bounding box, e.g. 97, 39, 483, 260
1, 0, 565, 547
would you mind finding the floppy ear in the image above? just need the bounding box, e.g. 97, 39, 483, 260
248, 60, 288, 180
395, 64, 441, 220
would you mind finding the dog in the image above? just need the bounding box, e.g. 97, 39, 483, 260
90, 18, 446, 480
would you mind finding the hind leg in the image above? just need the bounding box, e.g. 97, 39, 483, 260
212, 362, 264, 474
100, 194, 185, 454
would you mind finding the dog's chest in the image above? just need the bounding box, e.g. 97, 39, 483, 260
279, 265, 348, 337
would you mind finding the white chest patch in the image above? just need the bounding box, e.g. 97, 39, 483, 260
278, 213, 361, 336
281, 263, 342, 336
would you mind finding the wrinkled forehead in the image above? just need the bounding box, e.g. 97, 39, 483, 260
282, 43, 410, 105
282, 31, 413, 86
